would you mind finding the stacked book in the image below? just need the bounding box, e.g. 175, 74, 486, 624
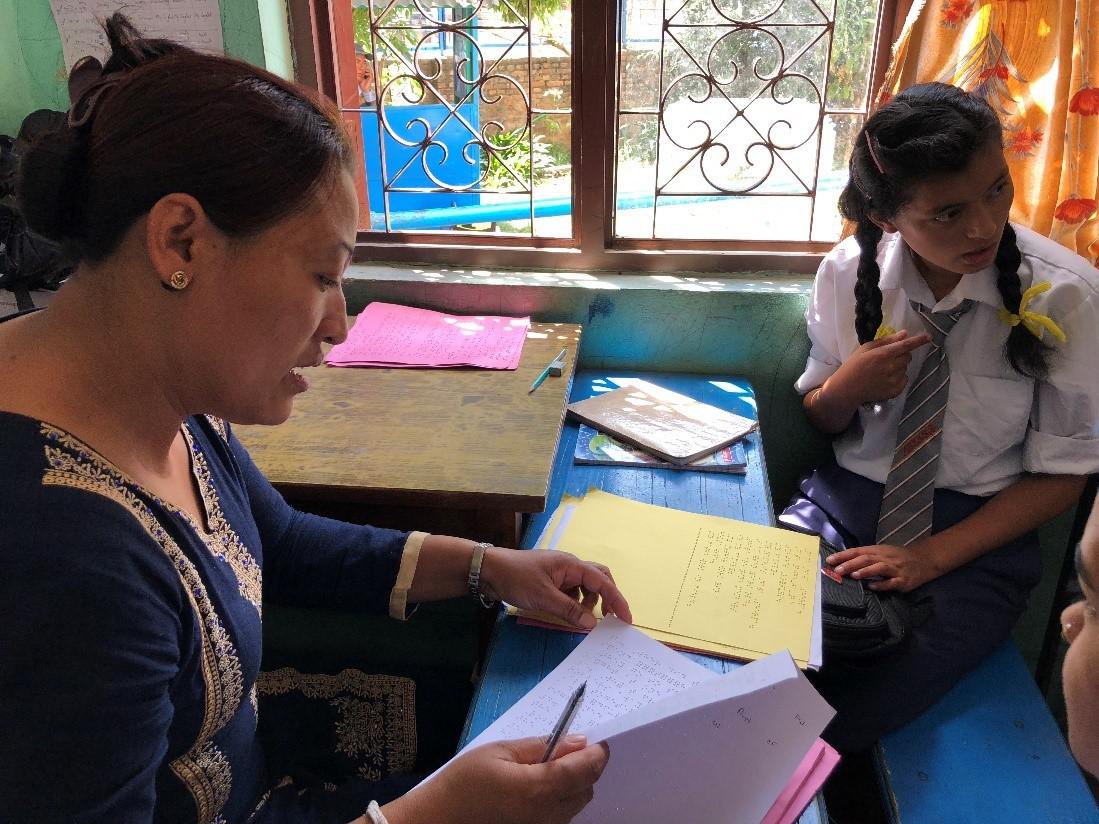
567, 380, 757, 473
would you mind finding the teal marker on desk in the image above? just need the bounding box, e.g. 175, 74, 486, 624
528, 347, 568, 394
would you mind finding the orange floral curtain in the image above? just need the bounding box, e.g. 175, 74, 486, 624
878, 0, 1099, 264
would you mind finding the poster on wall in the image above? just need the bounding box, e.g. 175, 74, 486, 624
49, 0, 224, 70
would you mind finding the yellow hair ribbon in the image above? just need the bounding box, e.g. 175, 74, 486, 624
873, 324, 897, 341
997, 281, 1068, 344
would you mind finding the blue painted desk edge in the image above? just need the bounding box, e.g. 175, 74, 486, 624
458, 372, 827, 824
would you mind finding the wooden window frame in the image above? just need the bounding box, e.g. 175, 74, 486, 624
293, 0, 903, 274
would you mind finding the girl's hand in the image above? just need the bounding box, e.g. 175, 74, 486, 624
825, 543, 942, 592
831, 330, 931, 406
480, 548, 632, 628
387, 735, 610, 824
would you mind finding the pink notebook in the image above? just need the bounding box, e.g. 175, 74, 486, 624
761, 739, 840, 824
326, 302, 530, 370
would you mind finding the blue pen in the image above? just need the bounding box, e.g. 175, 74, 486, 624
528, 347, 568, 394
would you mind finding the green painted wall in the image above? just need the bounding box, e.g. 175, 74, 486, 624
0, 0, 286, 135
256, 0, 293, 79
221, 0, 267, 67
1, 0, 69, 134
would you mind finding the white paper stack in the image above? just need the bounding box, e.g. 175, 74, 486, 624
430, 618, 837, 823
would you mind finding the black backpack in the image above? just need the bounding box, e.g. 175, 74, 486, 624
0, 112, 72, 312
817, 539, 931, 660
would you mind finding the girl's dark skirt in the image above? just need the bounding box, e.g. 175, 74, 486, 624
780, 462, 1041, 753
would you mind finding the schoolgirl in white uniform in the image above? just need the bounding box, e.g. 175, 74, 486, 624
782, 82, 1099, 753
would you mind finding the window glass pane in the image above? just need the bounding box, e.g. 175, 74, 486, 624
531, 113, 572, 237
653, 196, 813, 240
350, 1, 572, 237
827, 0, 878, 111
615, 0, 880, 244
811, 112, 861, 242
614, 112, 659, 239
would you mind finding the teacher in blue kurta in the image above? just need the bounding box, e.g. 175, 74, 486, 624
0, 14, 630, 824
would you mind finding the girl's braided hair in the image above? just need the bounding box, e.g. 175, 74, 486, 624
838, 82, 1047, 378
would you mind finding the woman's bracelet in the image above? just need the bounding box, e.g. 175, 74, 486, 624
365, 800, 389, 824
467, 541, 497, 608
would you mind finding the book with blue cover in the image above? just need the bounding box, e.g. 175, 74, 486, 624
573, 424, 748, 473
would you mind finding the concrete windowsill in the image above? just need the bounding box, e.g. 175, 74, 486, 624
346, 262, 813, 296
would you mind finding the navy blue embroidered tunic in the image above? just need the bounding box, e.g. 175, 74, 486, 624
0, 413, 412, 822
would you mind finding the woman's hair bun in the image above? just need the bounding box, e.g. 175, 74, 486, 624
15, 12, 187, 254
100, 12, 190, 75
16, 127, 86, 249
20, 12, 353, 266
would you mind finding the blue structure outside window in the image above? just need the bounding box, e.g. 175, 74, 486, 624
361, 102, 482, 229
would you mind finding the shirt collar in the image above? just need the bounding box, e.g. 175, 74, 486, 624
878, 232, 1003, 312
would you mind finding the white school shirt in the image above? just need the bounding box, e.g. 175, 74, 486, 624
796, 223, 1099, 496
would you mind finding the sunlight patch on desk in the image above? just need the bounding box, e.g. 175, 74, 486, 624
709, 381, 751, 395
592, 377, 645, 392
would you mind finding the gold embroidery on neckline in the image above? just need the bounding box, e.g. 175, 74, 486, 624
205, 415, 230, 443
39, 423, 242, 824
180, 424, 263, 614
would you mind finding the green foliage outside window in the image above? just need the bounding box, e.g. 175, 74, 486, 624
481, 115, 560, 190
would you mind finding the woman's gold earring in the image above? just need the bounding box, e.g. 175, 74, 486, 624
168, 270, 190, 290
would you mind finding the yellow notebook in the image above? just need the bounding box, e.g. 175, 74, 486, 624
566, 380, 757, 465
513, 490, 820, 667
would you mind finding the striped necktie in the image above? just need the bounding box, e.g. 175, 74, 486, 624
875, 299, 973, 547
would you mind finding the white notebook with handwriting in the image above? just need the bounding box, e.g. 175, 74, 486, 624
434, 617, 835, 823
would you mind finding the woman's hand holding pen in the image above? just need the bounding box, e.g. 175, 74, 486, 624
384, 736, 609, 824
480, 548, 633, 629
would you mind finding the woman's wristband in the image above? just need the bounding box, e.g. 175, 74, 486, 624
365, 801, 389, 824
467, 541, 497, 608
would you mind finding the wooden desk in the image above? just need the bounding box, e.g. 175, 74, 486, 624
459, 372, 827, 824
235, 321, 581, 548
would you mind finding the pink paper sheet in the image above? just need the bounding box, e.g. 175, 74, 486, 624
325, 302, 531, 370
760, 738, 841, 824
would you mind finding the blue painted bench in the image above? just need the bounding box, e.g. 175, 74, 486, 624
875, 639, 1097, 822
459, 371, 828, 824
